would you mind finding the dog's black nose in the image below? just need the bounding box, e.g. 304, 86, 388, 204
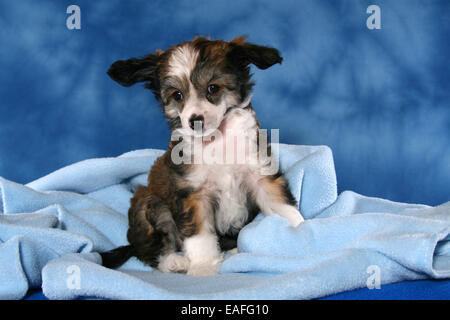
189, 114, 204, 131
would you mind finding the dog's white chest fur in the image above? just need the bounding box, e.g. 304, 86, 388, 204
186, 161, 259, 235
208, 165, 251, 234
185, 107, 261, 235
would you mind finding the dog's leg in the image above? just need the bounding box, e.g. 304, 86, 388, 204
250, 174, 304, 227
145, 198, 189, 273
179, 191, 223, 276
128, 190, 188, 271
158, 252, 190, 273
222, 107, 303, 227
184, 231, 223, 276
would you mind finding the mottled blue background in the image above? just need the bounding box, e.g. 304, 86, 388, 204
0, 0, 448, 205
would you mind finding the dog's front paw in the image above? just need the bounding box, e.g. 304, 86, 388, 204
289, 212, 304, 228
277, 205, 304, 228
187, 260, 222, 277
226, 247, 238, 254
158, 253, 190, 273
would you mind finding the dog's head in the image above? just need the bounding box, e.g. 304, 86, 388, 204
107, 36, 282, 134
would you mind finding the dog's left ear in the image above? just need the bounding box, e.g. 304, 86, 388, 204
227, 36, 283, 70
107, 53, 161, 89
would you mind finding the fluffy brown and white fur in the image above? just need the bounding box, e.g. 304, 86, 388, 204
100, 36, 304, 276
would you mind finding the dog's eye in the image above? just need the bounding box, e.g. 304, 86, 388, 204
207, 84, 220, 95
172, 91, 183, 102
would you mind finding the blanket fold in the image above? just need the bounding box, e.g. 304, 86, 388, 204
0, 145, 449, 299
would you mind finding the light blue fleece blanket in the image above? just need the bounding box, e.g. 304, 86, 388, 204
1, 145, 449, 299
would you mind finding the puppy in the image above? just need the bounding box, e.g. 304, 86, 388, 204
100, 36, 304, 276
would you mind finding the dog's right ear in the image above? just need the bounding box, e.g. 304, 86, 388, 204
227, 36, 283, 70
107, 53, 160, 89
